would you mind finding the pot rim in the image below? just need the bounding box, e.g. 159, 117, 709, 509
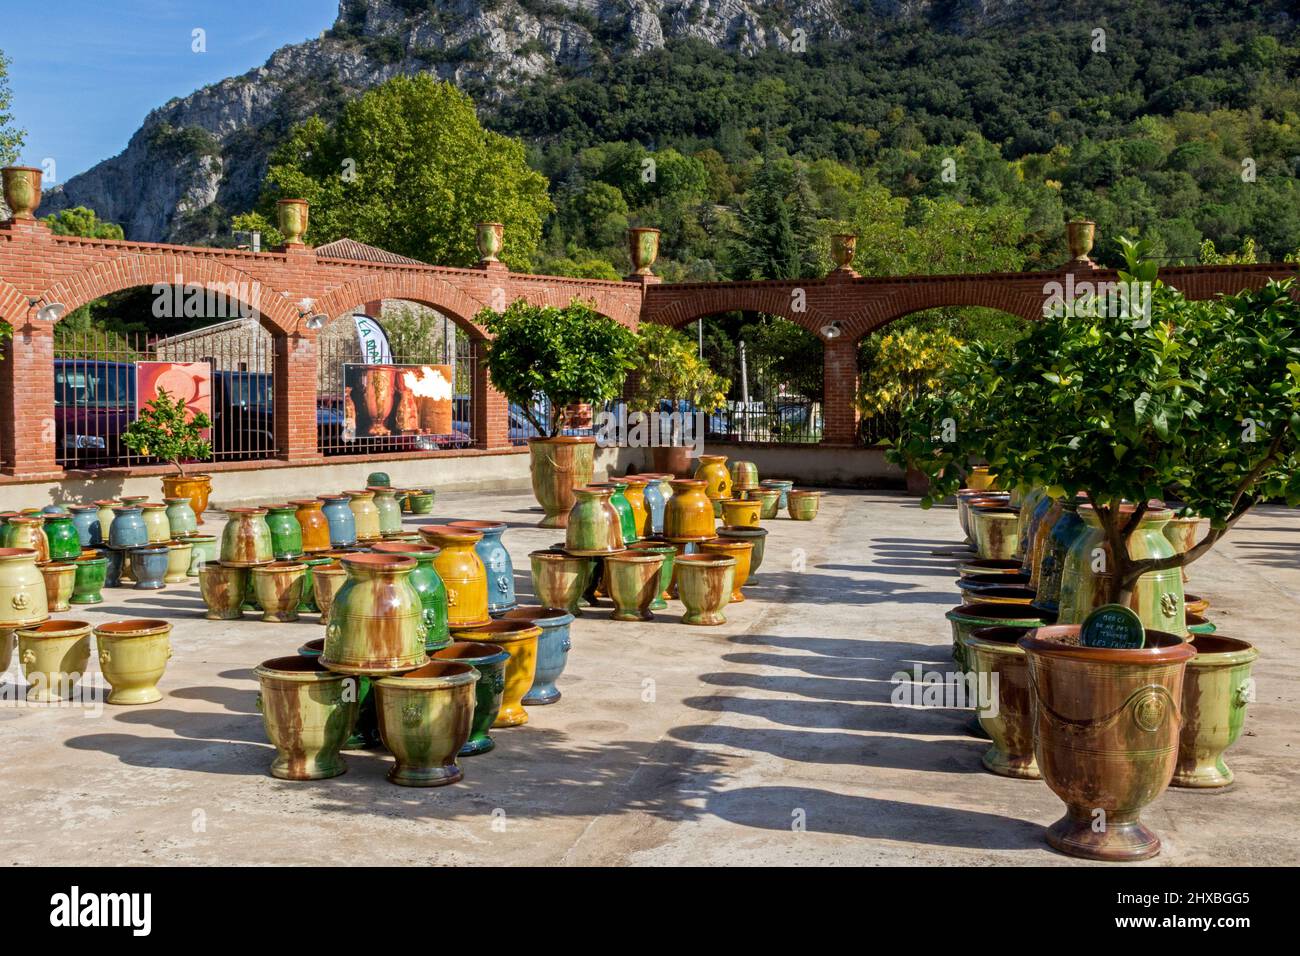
1186, 633, 1259, 666
418, 524, 483, 545
675, 554, 736, 568
605, 550, 666, 565
0, 547, 39, 561
760, 479, 794, 487
17, 620, 93, 639
74, 555, 108, 566
529, 548, 587, 563
1020, 624, 1195, 663
372, 542, 441, 558
93, 618, 172, 639
499, 606, 575, 627
700, 538, 752, 553
668, 478, 706, 489
432, 640, 510, 666
447, 519, 506, 534
449, 620, 542, 643
946, 602, 1054, 627
253, 561, 306, 573
527, 435, 597, 446
787, 489, 822, 498
254, 655, 350, 682
162, 473, 211, 483
224, 507, 267, 515
341, 552, 416, 572
697, 455, 728, 464
627, 541, 678, 554
290, 498, 324, 508
376, 659, 479, 689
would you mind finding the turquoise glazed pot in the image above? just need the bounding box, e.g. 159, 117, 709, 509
43, 512, 83, 561
129, 545, 169, 590
761, 479, 793, 512
109, 506, 149, 550
450, 520, 516, 615
319, 494, 357, 548
642, 476, 667, 536
367, 472, 391, 488
431, 641, 509, 755
265, 505, 304, 559
164, 497, 198, 538
70, 505, 103, 549
99, 546, 124, 588
504, 605, 575, 705
372, 542, 452, 652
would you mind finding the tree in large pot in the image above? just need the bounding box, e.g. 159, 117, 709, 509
626, 324, 730, 477
121, 389, 214, 524
480, 299, 637, 527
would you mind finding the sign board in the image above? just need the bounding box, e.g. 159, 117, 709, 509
136, 361, 212, 439
353, 314, 392, 365
343, 363, 454, 441
1080, 603, 1146, 649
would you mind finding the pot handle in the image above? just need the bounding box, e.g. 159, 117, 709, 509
561, 638, 573, 653
21, 648, 35, 665
166, 644, 173, 660
1234, 680, 1254, 707
254, 692, 263, 713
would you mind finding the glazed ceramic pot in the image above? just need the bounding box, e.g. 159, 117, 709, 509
970, 505, 1019, 560
966, 465, 997, 491
292, 499, 331, 553
297, 556, 335, 612
966, 625, 1040, 779
752, 488, 781, 520
1172, 633, 1258, 788
164, 540, 193, 584
4, 516, 50, 562
1163, 514, 1202, 584
119, 495, 150, 508
95, 500, 118, 540
1032, 497, 1088, 616
1058, 504, 1184, 635
675, 554, 735, 625
322, 553, 426, 675
502, 606, 575, 705
408, 490, 436, 514
93, 618, 172, 705
760, 479, 793, 513
449, 520, 516, 615
251, 561, 307, 622
1015, 487, 1049, 567
1021, 625, 1195, 861
718, 526, 767, 575
199, 562, 247, 620
220, 507, 274, 566
627, 540, 676, 610
641, 475, 667, 535
265, 505, 304, 559
319, 494, 358, 547
372, 542, 451, 651
720, 498, 761, 529
957, 580, 1036, 606
729, 460, 760, 492
958, 558, 1023, 577
375, 660, 478, 787
945, 602, 1054, 675
310, 562, 347, 626
39, 562, 75, 612
69, 505, 103, 549
448, 620, 539, 727
694, 454, 732, 504
529, 548, 592, 615
664, 479, 715, 543
592, 481, 637, 545
1021, 492, 1057, 576
604, 551, 665, 621
254, 656, 360, 780
185, 534, 219, 575
432, 641, 509, 754
1028, 498, 1065, 589
16, 620, 92, 702
958, 492, 1011, 543
162, 474, 212, 526
129, 545, 169, 590
41, 513, 81, 562
164, 497, 198, 538
107, 507, 147, 552
621, 477, 651, 539
564, 486, 625, 555
417, 525, 491, 628
71, 554, 107, 605
528, 436, 597, 528
99, 546, 124, 588
787, 490, 821, 521
0, 547, 48, 627
367, 471, 392, 488
368, 486, 403, 536
141, 503, 171, 544
346, 490, 382, 542
699, 537, 753, 602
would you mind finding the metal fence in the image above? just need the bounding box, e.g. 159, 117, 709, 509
52, 323, 279, 470
856, 413, 899, 448
317, 320, 477, 456
509, 396, 610, 445
705, 398, 823, 443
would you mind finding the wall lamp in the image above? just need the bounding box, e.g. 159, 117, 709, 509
820, 320, 843, 340
30, 298, 66, 323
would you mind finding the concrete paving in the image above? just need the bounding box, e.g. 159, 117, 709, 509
1, 489, 1296, 866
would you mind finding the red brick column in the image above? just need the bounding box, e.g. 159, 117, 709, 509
274, 330, 323, 462
473, 359, 511, 450
821, 337, 860, 446
0, 320, 61, 477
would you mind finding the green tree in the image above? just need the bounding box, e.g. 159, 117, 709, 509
44, 206, 125, 240
0, 49, 22, 165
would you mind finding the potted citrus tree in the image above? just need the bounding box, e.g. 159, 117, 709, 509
627, 324, 730, 476
121, 389, 215, 522
480, 299, 637, 527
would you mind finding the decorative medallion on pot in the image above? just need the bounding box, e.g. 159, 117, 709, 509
431, 641, 509, 754
448, 520, 516, 615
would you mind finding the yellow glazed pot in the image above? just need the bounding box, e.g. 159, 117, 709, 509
720, 498, 762, 528
699, 537, 753, 602
449, 620, 540, 728
0, 547, 50, 627
93, 619, 172, 705
418, 525, 490, 628
17, 619, 92, 702
346, 490, 382, 542
694, 454, 732, 503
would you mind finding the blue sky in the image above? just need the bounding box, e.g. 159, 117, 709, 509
5, 0, 338, 182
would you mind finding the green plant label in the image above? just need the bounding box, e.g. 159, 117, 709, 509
1080, 603, 1146, 649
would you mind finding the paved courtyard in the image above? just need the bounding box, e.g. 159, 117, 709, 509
2, 488, 1296, 866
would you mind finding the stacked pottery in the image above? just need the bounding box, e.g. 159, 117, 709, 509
322, 553, 427, 675
293, 499, 332, 553
663, 479, 714, 544
716, 525, 767, 574
346, 490, 382, 543
107, 506, 147, 584
93, 619, 172, 705
372, 542, 452, 651
369, 486, 403, 537
449, 520, 516, 616
720, 497, 762, 529
164, 497, 198, 538
417, 525, 491, 629
129, 545, 169, 590
729, 460, 760, 495
564, 486, 624, 556
502, 606, 575, 705
94, 500, 118, 541
319, 494, 358, 548
432, 641, 509, 755
591, 481, 637, 546
220, 508, 274, 566
265, 505, 305, 561
787, 490, 821, 521
604, 550, 665, 621
69, 505, 103, 549
447, 620, 540, 728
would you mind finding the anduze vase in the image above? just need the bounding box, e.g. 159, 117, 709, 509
786, 490, 821, 521
39, 562, 75, 612
503, 606, 575, 705
254, 656, 360, 780
375, 661, 479, 787
251, 561, 307, 623
663, 479, 714, 543
604, 551, 665, 621
448, 620, 539, 727
716, 525, 767, 574
42, 512, 82, 562
1172, 633, 1258, 788
965, 625, 1040, 779
311, 562, 347, 626
16, 620, 92, 702
621, 476, 651, 539
200, 562, 247, 620
107, 506, 147, 552
265, 505, 304, 559
699, 537, 752, 603
93, 618, 172, 705
346, 490, 382, 542
71, 554, 107, 605
627, 540, 675, 610
760, 479, 793, 513
694, 454, 732, 505
720, 498, 762, 529
1020, 625, 1195, 861
945, 602, 1053, 675
293, 499, 332, 553
4, 516, 50, 562
322, 553, 426, 675
129, 545, 169, 590
164, 497, 198, 539
164, 540, 193, 584
161, 474, 212, 526
529, 548, 592, 616
418, 525, 490, 628
449, 520, 516, 615
970, 505, 1020, 560
319, 495, 358, 547
590, 481, 637, 546
432, 641, 509, 755
641, 474, 667, 535
564, 486, 624, 556
528, 436, 596, 529
373, 542, 451, 651
220, 508, 273, 566
675, 554, 735, 626
69, 505, 104, 550
141, 503, 171, 545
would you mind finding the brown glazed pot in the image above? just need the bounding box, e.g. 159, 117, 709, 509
199, 562, 248, 620
970, 505, 1020, 560
528, 436, 597, 528
254, 655, 360, 780
310, 561, 348, 626
1020, 624, 1196, 861
650, 445, 692, 478
603, 551, 665, 622
39, 562, 76, 612
322, 553, 427, 676
529, 548, 592, 616
966, 626, 1040, 779
675, 554, 735, 626
220, 507, 273, 566
251, 561, 307, 623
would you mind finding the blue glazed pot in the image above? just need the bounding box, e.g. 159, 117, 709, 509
41, 504, 65, 515
99, 546, 124, 588
761, 479, 793, 512
319, 495, 357, 548
129, 545, 170, 590
451, 520, 516, 615
504, 605, 575, 705
642, 476, 667, 535
109, 506, 149, 550
70, 505, 103, 549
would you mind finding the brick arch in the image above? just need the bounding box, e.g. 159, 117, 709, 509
315, 272, 490, 337
842, 282, 1046, 341
0, 278, 26, 328
38, 254, 300, 335
641, 284, 834, 335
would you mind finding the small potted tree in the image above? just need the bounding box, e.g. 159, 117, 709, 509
480, 299, 638, 527
121, 389, 214, 522
627, 324, 730, 476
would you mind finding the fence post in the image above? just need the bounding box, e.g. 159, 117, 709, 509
821, 337, 859, 446
0, 318, 61, 476
274, 329, 323, 462
472, 357, 511, 450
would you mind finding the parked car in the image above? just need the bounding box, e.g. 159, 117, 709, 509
53, 358, 135, 466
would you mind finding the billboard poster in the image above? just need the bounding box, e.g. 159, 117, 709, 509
136, 361, 212, 438
343, 363, 454, 441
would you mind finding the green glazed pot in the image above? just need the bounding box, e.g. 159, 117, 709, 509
322, 553, 426, 675
368, 486, 403, 536
431, 641, 509, 755
199, 562, 247, 620
43, 512, 83, 561
265, 505, 304, 560
529, 548, 593, 615
627, 540, 676, 609
753, 488, 781, 520
965, 625, 1040, 779
367, 472, 392, 488
185, 534, 219, 576
675, 554, 735, 626
376, 661, 479, 786
591, 481, 637, 545
164, 497, 198, 538
408, 490, 436, 514
945, 602, 1053, 675
716, 525, 767, 574
255, 656, 360, 780
93, 618, 172, 705
164, 540, 193, 584
787, 490, 821, 521
604, 551, 665, 621
71, 555, 107, 605
564, 486, 624, 556
372, 542, 451, 651
1172, 634, 1258, 788
251, 561, 307, 623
